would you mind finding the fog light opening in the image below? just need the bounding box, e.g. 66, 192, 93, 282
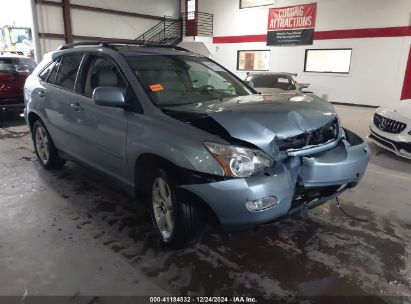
246, 196, 278, 212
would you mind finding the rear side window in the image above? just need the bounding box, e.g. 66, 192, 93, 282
47, 58, 60, 84
55, 53, 83, 90
39, 60, 58, 82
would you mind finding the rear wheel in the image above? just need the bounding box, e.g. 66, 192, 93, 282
150, 168, 204, 248
33, 120, 66, 170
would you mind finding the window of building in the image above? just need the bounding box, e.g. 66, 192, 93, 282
55, 53, 84, 90
187, 0, 196, 20
304, 49, 352, 74
237, 50, 270, 71
240, 0, 274, 9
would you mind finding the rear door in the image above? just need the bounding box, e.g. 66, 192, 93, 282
44, 53, 85, 156
72, 53, 130, 183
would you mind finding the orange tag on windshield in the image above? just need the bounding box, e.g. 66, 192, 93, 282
149, 84, 164, 92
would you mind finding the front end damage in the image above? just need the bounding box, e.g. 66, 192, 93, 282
180, 128, 370, 229
165, 94, 370, 228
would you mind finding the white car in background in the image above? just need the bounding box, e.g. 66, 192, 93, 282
244, 72, 311, 95
369, 102, 411, 159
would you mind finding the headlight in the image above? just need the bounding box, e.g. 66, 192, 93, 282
204, 142, 274, 177
336, 115, 345, 138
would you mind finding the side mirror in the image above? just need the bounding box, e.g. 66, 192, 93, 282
92, 86, 126, 108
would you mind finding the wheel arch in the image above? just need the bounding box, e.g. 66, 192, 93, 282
134, 153, 220, 225
27, 111, 43, 133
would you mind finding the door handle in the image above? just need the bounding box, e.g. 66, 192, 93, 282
70, 102, 81, 111
37, 90, 45, 98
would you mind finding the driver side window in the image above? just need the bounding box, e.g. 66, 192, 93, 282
82, 55, 127, 98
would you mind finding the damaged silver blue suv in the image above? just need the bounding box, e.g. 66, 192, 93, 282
24, 42, 370, 247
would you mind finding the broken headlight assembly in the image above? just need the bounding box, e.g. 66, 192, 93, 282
204, 142, 274, 177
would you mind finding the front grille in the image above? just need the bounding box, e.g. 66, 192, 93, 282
373, 113, 407, 134
276, 118, 339, 151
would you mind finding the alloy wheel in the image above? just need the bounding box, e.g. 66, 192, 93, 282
35, 125, 50, 164
152, 177, 175, 240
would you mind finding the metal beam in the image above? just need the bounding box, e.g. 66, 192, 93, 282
38, 32, 138, 44
35, 0, 166, 21
62, 0, 73, 43
69, 4, 165, 21
34, 0, 62, 7
38, 32, 66, 39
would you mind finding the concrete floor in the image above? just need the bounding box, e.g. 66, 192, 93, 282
0, 106, 410, 299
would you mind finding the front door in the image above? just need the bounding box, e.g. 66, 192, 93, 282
73, 54, 130, 184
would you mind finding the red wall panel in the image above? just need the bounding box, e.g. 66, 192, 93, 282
401, 46, 411, 100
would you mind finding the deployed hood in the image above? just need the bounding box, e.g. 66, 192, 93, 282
164, 94, 337, 156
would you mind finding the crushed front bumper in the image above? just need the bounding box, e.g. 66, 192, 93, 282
181, 129, 370, 228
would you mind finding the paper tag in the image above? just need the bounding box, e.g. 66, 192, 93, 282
149, 84, 164, 92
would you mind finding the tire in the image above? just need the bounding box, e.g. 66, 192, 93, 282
150, 168, 204, 248
32, 120, 66, 170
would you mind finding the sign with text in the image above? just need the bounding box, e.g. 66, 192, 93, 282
267, 3, 317, 46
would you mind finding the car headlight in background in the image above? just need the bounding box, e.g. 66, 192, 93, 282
204, 142, 274, 177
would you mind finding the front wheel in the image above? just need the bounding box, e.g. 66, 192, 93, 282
150, 169, 204, 248
33, 120, 66, 170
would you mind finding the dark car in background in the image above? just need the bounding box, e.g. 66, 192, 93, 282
0, 53, 36, 112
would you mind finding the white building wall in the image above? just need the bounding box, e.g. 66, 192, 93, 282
195, 0, 411, 106
36, 0, 180, 54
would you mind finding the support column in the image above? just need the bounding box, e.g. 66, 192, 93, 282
62, 0, 73, 43
29, 0, 42, 62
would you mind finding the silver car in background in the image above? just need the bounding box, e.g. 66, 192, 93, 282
24, 42, 370, 248
369, 101, 411, 159
244, 72, 311, 95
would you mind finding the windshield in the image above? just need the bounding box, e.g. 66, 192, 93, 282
9, 28, 32, 44
247, 75, 296, 91
0, 57, 36, 73
126, 55, 252, 107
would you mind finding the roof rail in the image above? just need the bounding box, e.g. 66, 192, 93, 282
56, 41, 189, 52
